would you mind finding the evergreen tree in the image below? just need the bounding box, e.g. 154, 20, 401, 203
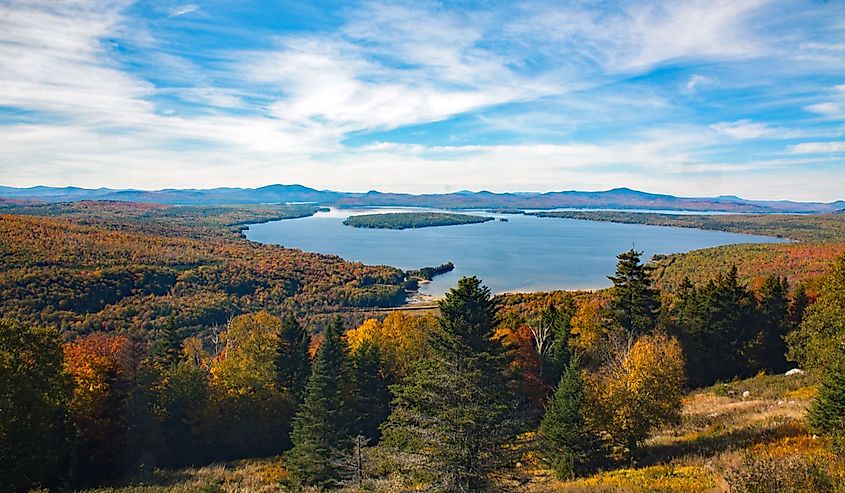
754, 275, 790, 373
538, 303, 573, 386
0, 319, 73, 492
537, 354, 601, 479
788, 284, 810, 331
808, 358, 845, 438
351, 340, 392, 443
149, 321, 182, 371
607, 249, 661, 335
670, 267, 757, 387
275, 313, 311, 406
381, 276, 523, 492
287, 316, 353, 488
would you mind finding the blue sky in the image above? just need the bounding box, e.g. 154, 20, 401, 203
1, 0, 844, 200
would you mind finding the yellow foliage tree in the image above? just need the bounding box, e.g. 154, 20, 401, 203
570, 297, 614, 354
210, 311, 280, 396
585, 332, 685, 461
345, 311, 436, 378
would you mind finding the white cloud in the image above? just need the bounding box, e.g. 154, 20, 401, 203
805, 85, 845, 119
169, 4, 199, 18
788, 141, 845, 153
0, 0, 844, 202
684, 74, 717, 94
710, 120, 774, 140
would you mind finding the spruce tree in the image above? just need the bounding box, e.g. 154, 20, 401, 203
754, 275, 790, 373
381, 276, 522, 491
608, 249, 660, 335
149, 321, 182, 371
537, 355, 601, 479
275, 313, 311, 406
808, 358, 845, 439
351, 340, 391, 443
287, 317, 352, 488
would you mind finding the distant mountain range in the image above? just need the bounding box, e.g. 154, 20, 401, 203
1, 184, 843, 214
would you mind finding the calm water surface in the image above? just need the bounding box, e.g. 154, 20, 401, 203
245, 208, 786, 297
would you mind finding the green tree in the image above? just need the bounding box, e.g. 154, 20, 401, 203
607, 249, 661, 336
351, 340, 392, 443
275, 313, 311, 406
148, 321, 182, 372
537, 303, 573, 386
381, 276, 522, 492
807, 358, 845, 452
787, 255, 845, 372
670, 267, 757, 387
754, 275, 790, 373
287, 316, 353, 488
0, 319, 73, 492
537, 354, 602, 479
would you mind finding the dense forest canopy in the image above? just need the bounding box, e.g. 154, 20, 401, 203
342, 212, 494, 229
0, 202, 409, 339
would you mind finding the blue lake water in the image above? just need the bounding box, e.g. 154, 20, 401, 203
245, 208, 787, 297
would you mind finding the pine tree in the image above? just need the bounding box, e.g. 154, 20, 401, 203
287, 316, 352, 488
149, 321, 182, 371
754, 275, 790, 373
275, 313, 311, 406
351, 340, 391, 443
808, 358, 845, 439
537, 354, 601, 479
608, 249, 660, 336
381, 276, 523, 492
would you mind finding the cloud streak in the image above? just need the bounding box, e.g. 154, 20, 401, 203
0, 0, 844, 200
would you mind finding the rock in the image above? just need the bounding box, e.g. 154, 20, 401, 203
742, 390, 751, 398
777, 400, 785, 406
785, 368, 805, 376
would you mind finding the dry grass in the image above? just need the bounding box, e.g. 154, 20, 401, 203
525, 372, 832, 493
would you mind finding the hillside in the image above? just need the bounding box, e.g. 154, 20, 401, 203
0, 201, 408, 338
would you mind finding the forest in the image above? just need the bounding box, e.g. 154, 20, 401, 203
3, 238, 845, 491
2, 202, 845, 492
0, 202, 410, 339
342, 212, 494, 229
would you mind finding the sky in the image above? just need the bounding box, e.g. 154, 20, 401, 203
1, 0, 844, 201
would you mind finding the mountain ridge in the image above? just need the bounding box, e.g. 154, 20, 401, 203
0, 184, 842, 213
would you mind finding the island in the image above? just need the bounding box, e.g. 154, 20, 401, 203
342, 212, 494, 229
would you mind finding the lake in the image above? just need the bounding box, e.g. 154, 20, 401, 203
245, 207, 787, 297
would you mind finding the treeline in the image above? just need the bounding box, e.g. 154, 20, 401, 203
0, 208, 408, 339
342, 212, 493, 229
4, 250, 845, 491
405, 261, 454, 282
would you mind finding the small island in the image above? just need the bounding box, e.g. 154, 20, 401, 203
343, 212, 494, 230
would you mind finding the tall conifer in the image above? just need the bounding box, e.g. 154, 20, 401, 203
275, 313, 311, 406
537, 354, 602, 479
287, 317, 352, 488
381, 276, 522, 491
608, 249, 660, 335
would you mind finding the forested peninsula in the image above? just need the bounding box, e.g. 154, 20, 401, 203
342, 211, 494, 229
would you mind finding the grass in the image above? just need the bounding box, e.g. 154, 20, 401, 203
527, 372, 840, 493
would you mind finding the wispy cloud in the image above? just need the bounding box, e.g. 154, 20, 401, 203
788, 141, 845, 153
168, 4, 199, 18
0, 0, 844, 200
